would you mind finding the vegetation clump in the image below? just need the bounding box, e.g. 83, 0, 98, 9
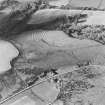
54, 66, 102, 105
58, 21, 105, 44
